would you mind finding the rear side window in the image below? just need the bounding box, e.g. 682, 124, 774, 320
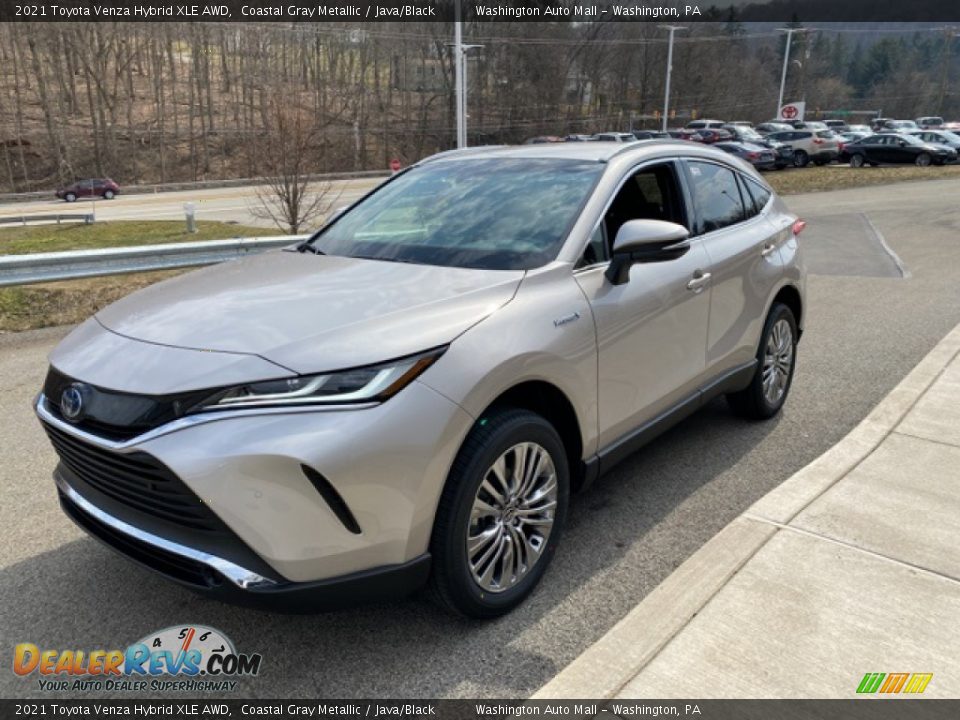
816, 131, 834, 139
742, 177, 772, 216
686, 161, 746, 234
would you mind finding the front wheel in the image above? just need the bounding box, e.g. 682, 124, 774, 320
102, 190, 115, 199
915, 153, 932, 167
793, 150, 809, 168
429, 408, 569, 618
64, 192, 77, 203
727, 303, 798, 420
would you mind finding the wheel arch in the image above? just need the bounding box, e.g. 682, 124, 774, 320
477, 380, 587, 492
772, 284, 803, 338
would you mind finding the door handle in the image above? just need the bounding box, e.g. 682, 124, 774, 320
686, 271, 711, 292
761, 243, 777, 257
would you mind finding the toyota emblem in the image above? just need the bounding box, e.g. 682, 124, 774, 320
60, 383, 87, 422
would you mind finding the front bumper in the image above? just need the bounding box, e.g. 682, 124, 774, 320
37, 379, 473, 607
55, 472, 430, 612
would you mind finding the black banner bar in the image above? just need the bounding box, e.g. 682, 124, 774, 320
3, 700, 960, 719
3, 0, 960, 23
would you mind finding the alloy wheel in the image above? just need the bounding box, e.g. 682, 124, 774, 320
762, 318, 794, 405
466, 442, 558, 593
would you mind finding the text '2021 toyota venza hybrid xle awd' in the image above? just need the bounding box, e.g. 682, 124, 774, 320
37, 141, 806, 617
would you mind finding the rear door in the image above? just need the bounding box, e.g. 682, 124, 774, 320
682, 160, 785, 378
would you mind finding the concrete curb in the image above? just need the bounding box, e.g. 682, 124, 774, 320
532, 321, 960, 700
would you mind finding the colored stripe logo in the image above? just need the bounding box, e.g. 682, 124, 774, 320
857, 672, 933, 694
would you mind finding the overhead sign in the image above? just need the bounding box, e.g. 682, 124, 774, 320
779, 102, 806, 121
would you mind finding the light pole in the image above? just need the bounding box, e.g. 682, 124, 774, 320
453, 4, 482, 148
454, 8, 464, 148
660, 25, 687, 132
776, 28, 809, 119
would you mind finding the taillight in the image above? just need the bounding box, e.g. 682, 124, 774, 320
813, 138, 824, 145
792, 219, 807, 235
748, 152, 760, 160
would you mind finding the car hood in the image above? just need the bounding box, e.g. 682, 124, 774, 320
96, 250, 524, 374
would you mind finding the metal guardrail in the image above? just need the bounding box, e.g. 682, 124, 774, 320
0, 170, 390, 204
0, 234, 307, 287
0, 213, 94, 226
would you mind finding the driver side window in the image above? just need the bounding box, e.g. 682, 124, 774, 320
578, 163, 687, 268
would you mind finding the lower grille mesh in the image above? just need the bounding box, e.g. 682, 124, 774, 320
42, 422, 222, 533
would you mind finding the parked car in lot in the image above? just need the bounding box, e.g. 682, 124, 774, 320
756, 122, 793, 136
632, 130, 671, 140
823, 119, 848, 132
593, 132, 637, 142
55, 178, 120, 202
685, 119, 727, 130
767, 129, 840, 166
36, 142, 806, 617
691, 128, 734, 144
872, 118, 919, 133
789, 121, 829, 131
846, 124, 872, 134
916, 116, 945, 129
908, 129, 960, 152
713, 141, 778, 170
666, 128, 699, 140
721, 124, 795, 169
841, 133, 957, 166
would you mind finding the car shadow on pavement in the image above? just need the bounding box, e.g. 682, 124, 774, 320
3, 398, 780, 700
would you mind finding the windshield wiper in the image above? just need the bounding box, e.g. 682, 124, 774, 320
349, 254, 420, 265
296, 241, 325, 255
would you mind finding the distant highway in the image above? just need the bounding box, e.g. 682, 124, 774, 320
0, 177, 385, 229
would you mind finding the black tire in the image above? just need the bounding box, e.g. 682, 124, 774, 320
849, 154, 865, 168
429, 407, 570, 618
726, 303, 798, 420
793, 150, 809, 168
915, 153, 932, 167
64, 192, 76, 203
103, 190, 115, 199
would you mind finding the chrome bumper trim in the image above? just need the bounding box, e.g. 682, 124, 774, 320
55, 473, 278, 590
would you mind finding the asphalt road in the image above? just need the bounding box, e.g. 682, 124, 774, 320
0, 178, 384, 229
2, 179, 960, 700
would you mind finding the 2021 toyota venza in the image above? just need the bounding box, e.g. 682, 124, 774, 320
36, 142, 806, 617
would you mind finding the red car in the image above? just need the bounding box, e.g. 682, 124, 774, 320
56, 178, 120, 202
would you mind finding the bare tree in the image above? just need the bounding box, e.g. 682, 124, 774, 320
249, 98, 341, 234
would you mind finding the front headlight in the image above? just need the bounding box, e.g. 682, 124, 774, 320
192, 347, 446, 412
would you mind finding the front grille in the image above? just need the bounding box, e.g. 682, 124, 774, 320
43, 367, 214, 441
42, 422, 222, 534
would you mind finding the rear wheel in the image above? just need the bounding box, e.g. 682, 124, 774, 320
727, 303, 798, 420
429, 408, 569, 618
915, 153, 932, 167
793, 150, 809, 167
849, 154, 866, 168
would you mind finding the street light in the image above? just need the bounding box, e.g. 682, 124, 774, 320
660, 25, 687, 133
776, 28, 810, 119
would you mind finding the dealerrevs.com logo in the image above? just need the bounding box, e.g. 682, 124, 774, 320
13, 625, 262, 693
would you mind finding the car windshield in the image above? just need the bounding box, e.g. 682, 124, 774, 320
899, 135, 926, 146
308, 158, 603, 271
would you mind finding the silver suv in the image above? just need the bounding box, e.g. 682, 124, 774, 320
36, 142, 806, 617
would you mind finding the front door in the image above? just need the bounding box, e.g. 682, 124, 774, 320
574, 161, 712, 450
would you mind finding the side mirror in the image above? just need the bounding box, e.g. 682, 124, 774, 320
605, 219, 690, 286
899, 140, 907, 147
